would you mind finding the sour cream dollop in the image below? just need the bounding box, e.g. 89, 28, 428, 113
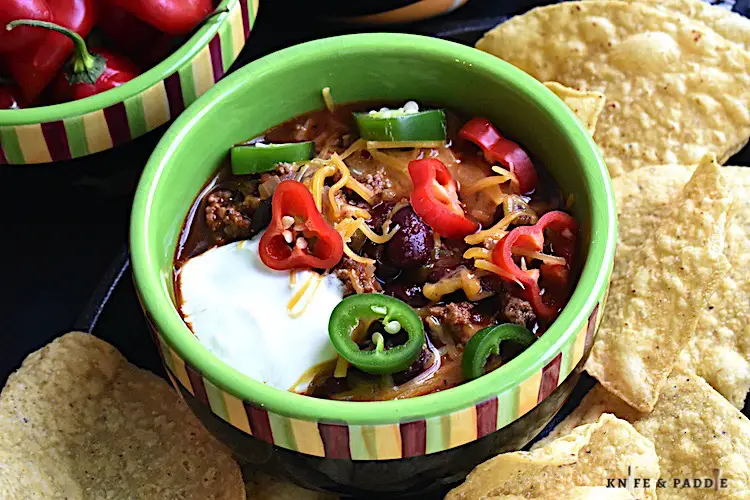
178, 235, 343, 392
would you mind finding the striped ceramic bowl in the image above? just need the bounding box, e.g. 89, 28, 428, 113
0, 0, 258, 165
131, 34, 616, 496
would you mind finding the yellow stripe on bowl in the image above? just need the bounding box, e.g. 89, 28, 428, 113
15, 124, 51, 164
82, 110, 113, 154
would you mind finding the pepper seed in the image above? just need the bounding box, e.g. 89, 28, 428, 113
281, 216, 295, 229
296, 237, 308, 249
282, 230, 294, 244
384, 320, 401, 334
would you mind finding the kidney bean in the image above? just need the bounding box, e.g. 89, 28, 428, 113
385, 206, 434, 268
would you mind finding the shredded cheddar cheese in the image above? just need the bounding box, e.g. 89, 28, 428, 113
322, 87, 335, 112
341, 205, 372, 219
311, 164, 337, 212
340, 139, 366, 160
334, 356, 349, 378
463, 174, 512, 195
335, 217, 399, 266
345, 176, 376, 204
463, 247, 493, 261
382, 200, 410, 233
287, 272, 323, 318
366, 140, 446, 150
328, 153, 351, 219
473, 259, 522, 285
368, 149, 409, 171
422, 267, 488, 302
464, 212, 522, 245
513, 248, 567, 266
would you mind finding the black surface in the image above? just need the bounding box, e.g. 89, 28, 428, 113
1, 0, 748, 487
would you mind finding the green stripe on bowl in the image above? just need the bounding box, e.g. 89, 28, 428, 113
425, 416, 445, 455
178, 64, 198, 107
63, 116, 88, 158
267, 413, 297, 450
0, 127, 23, 164
348, 425, 370, 460
204, 378, 230, 422
124, 94, 149, 139
219, 17, 235, 72
496, 385, 520, 430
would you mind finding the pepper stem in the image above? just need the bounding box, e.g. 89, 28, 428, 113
7, 20, 106, 85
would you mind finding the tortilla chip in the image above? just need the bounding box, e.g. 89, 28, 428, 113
544, 82, 605, 135
244, 472, 337, 500
613, 0, 750, 51
446, 413, 660, 500
533, 370, 750, 498
476, 1, 750, 177
613, 163, 750, 408
585, 156, 733, 412
0, 332, 244, 500
489, 488, 635, 500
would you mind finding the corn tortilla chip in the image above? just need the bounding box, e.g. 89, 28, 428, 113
244, 472, 337, 500
585, 157, 733, 412
476, 1, 750, 177
0, 332, 244, 500
611, 0, 750, 51
613, 163, 750, 409
533, 370, 750, 499
446, 413, 660, 500
489, 487, 636, 499
544, 82, 606, 135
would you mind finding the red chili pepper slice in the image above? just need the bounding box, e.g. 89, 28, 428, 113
459, 117, 538, 194
0, 0, 52, 53
8, 20, 141, 103
4, 0, 94, 102
491, 211, 578, 322
259, 180, 344, 271
408, 158, 479, 240
107, 0, 212, 35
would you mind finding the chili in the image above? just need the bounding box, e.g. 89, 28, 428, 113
408, 158, 478, 239
459, 117, 538, 194
328, 293, 425, 375
0, 0, 51, 53
354, 109, 446, 142
8, 20, 140, 102
462, 324, 536, 380
259, 180, 344, 271
491, 210, 578, 321
4, 0, 94, 102
107, 0, 212, 35
231, 142, 315, 175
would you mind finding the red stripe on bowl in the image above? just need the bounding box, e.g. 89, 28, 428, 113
164, 72, 185, 118
208, 35, 224, 83
0, 144, 7, 164
476, 398, 499, 438
318, 423, 351, 459
103, 102, 132, 146
240, 0, 251, 38
245, 405, 274, 444
585, 303, 600, 353
185, 364, 210, 405
537, 353, 562, 403
41, 121, 71, 161
400, 420, 426, 458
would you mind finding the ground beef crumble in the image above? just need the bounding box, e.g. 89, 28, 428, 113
352, 166, 393, 200
204, 189, 253, 244
503, 296, 536, 327
334, 257, 381, 295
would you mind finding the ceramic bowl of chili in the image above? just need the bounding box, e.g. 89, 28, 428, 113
131, 33, 616, 497
0, 0, 258, 165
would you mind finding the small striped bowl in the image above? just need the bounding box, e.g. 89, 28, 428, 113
0, 0, 259, 165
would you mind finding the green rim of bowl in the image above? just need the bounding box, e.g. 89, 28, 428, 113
0, 0, 237, 126
131, 33, 616, 425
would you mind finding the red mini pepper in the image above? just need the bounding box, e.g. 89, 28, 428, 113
4, 0, 94, 102
459, 117, 538, 194
8, 20, 141, 102
0, 84, 25, 109
408, 158, 479, 240
0, 0, 52, 53
107, 0, 213, 35
259, 180, 344, 271
491, 211, 577, 322
97, 4, 177, 69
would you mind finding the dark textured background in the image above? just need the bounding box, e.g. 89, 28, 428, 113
1, 0, 748, 419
